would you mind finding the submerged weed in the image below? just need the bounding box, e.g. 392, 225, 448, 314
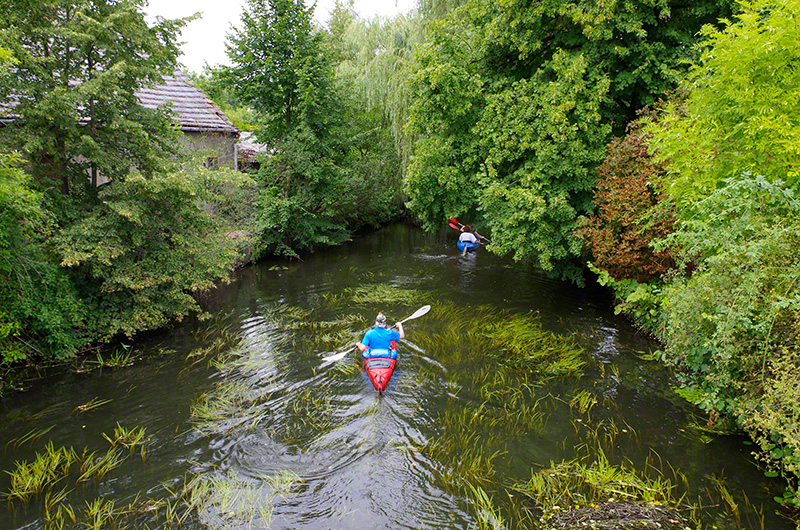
5, 443, 78, 502
72, 397, 113, 415
172, 469, 302, 529
331, 284, 431, 306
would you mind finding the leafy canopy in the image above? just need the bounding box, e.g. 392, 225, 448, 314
405, 0, 731, 281
646, 0, 800, 203
225, 0, 403, 257
0, 0, 191, 199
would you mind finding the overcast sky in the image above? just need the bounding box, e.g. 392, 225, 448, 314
144, 0, 418, 74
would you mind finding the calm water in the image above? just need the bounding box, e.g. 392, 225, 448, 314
0, 223, 790, 529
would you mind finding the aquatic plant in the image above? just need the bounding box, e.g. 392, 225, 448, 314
6, 425, 55, 448
72, 397, 113, 415
281, 388, 337, 447
513, 449, 689, 529
90, 345, 135, 369
569, 390, 598, 416
5, 443, 78, 502
473, 312, 586, 380
191, 379, 270, 435
329, 284, 432, 306
465, 483, 506, 530
102, 423, 149, 453
173, 469, 302, 529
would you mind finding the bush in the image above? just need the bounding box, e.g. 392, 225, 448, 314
54, 167, 242, 340
576, 125, 676, 284
658, 176, 800, 427
0, 153, 84, 362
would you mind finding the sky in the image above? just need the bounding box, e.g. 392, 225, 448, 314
144, 0, 418, 74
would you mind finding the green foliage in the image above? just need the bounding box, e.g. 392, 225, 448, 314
226, 0, 403, 258
0, 154, 84, 362
189, 66, 256, 132
646, 0, 800, 203
589, 264, 664, 338
332, 12, 425, 164
0, 0, 190, 198
405, 0, 733, 281
226, 0, 333, 141
577, 125, 676, 283
53, 167, 242, 340
658, 177, 800, 421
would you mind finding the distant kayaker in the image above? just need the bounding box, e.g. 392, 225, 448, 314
356, 313, 404, 359
457, 224, 483, 253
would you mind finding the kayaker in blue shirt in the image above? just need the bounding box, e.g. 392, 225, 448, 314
356, 313, 404, 359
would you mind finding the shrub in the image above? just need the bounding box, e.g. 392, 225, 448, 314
576, 126, 676, 284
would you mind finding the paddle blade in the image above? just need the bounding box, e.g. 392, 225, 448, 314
321, 344, 357, 362
404, 304, 431, 322
448, 218, 459, 224
448, 223, 461, 230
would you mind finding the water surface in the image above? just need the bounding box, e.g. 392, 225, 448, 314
0, 223, 788, 529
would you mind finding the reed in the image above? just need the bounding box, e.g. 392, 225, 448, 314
6, 425, 55, 448
5, 442, 78, 502
72, 397, 113, 415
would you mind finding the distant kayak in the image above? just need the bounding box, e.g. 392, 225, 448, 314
363, 345, 398, 394
457, 241, 480, 253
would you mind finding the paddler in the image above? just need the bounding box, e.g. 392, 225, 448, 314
356, 313, 404, 359
457, 224, 484, 253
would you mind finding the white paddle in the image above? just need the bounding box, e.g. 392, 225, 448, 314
321, 305, 432, 362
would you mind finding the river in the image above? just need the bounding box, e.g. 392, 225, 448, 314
0, 223, 790, 529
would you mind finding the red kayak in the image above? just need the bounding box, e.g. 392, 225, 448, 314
364, 356, 397, 394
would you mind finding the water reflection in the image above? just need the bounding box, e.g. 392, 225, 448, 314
0, 223, 789, 530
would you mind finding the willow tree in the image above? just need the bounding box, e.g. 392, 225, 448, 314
330, 9, 425, 165
225, 0, 402, 257
405, 0, 734, 282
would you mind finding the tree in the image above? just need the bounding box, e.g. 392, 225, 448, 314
646, 0, 800, 204
404, 0, 734, 281
226, 0, 337, 142
0, 153, 83, 362
0, 0, 191, 203
54, 167, 242, 340
333, 12, 424, 164
225, 0, 403, 257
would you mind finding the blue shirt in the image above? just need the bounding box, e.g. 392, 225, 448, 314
362, 326, 401, 351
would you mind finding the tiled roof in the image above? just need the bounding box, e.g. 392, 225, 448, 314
238, 131, 269, 160
136, 70, 239, 134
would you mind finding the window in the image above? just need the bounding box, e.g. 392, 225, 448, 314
204, 156, 219, 169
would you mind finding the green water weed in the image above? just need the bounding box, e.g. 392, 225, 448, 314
173, 469, 302, 529
77, 447, 126, 482
102, 423, 148, 453
466, 483, 506, 530
5, 442, 78, 502
72, 397, 113, 415
6, 425, 55, 448
331, 284, 430, 306
569, 390, 598, 416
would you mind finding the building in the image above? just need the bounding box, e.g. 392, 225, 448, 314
136, 69, 240, 169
